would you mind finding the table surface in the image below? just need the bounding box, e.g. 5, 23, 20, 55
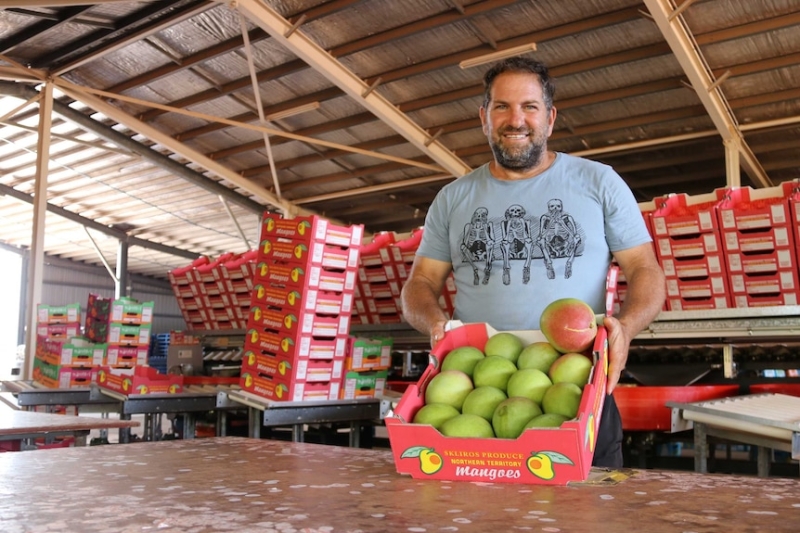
0, 437, 798, 532
0, 409, 139, 437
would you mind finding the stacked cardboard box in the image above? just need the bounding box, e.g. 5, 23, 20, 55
33, 303, 103, 389
36, 303, 81, 340
86, 294, 153, 368
718, 184, 800, 307
340, 336, 392, 399
353, 228, 455, 324
651, 192, 731, 311
239, 214, 363, 402
354, 232, 403, 324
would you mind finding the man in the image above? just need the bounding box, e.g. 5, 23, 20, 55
400, 57, 665, 467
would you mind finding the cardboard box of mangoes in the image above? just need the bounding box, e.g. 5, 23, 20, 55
385, 319, 609, 486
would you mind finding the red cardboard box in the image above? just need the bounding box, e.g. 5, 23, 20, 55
258, 238, 360, 270
248, 305, 350, 338
717, 186, 791, 231
241, 349, 345, 384
260, 214, 364, 248
359, 231, 397, 267
253, 261, 357, 293
239, 371, 340, 401
245, 327, 348, 360
386, 322, 608, 485
251, 283, 353, 315
650, 191, 720, 237
96, 366, 183, 395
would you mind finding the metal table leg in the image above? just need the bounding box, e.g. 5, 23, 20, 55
694, 422, 709, 473
292, 425, 303, 442
248, 407, 260, 438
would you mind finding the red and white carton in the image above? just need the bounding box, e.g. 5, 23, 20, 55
245, 327, 348, 360
251, 284, 354, 315
241, 349, 345, 384
238, 371, 340, 401
716, 186, 791, 231
665, 276, 731, 311
253, 261, 357, 293
732, 290, 800, 308
258, 238, 360, 270
248, 305, 350, 338
359, 231, 397, 267
260, 214, 364, 248
650, 191, 720, 237
96, 366, 183, 396
386, 323, 608, 485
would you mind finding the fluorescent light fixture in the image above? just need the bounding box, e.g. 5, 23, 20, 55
266, 101, 320, 121
459, 43, 538, 69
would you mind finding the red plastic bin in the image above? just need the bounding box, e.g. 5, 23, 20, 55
613, 385, 740, 431
749, 383, 800, 397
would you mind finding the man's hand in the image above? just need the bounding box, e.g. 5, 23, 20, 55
602, 315, 631, 394
430, 321, 447, 348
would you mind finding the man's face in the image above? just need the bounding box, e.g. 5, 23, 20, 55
480, 72, 556, 171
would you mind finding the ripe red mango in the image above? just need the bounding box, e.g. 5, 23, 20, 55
539, 298, 597, 354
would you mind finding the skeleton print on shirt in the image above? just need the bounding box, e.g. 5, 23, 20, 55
460, 199, 585, 285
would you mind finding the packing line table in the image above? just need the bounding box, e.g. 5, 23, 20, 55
0, 410, 139, 450
218, 390, 386, 447
96, 384, 243, 442
2, 436, 799, 532
669, 392, 800, 477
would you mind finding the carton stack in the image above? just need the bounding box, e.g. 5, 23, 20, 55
217, 250, 259, 326
354, 232, 404, 324
650, 192, 731, 311
36, 303, 81, 340
239, 214, 363, 402
168, 252, 260, 330
168, 256, 211, 330
86, 294, 153, 368
340, 336, 392, 400
717, 185, 800, 307
33, 303, 103, 389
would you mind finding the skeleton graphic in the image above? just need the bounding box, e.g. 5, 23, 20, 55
499, 204, 534, 285
535, 198, 581, 279
460, 207, 495, 285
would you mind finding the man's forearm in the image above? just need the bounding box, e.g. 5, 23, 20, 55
616, 265, 665, 339
400, 278, 450, 337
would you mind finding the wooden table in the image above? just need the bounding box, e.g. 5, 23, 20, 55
1, 437, 798, 532
0, 410, 139, 449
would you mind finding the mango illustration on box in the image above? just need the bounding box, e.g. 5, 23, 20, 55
280, 337, 294, 353
296, 220, 311, 235
97, 370, 107, 383
275, 383, 288, 399
252, 307, 262, 322
525, 451, 574, 480
168, 384, 180, 394
293, 243, 307, 259
290, 268, 302, 283
242, 373, 253, 387
122, 378, 132, 392
400, 446, 444, 475
287, 290, 301, 305
261, 241, 272, 254
277, 360, 291, 376
136, 384, 148, 394
283, 314, 297, 329
264, 218, 275, 232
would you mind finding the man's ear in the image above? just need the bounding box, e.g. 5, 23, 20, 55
479, 106, 489, 136
547, 105, 557, 136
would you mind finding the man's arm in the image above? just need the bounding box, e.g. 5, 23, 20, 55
400, 255, 453, 347
603, 242, 665, 393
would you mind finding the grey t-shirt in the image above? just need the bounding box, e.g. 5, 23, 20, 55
416, 152, 651, 330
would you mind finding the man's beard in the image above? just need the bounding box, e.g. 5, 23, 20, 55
489, 129, 546, 171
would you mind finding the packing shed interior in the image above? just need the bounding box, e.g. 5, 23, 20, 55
0, 0, 798, 282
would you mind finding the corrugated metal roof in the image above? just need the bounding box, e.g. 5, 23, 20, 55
0, 0, 798, 280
